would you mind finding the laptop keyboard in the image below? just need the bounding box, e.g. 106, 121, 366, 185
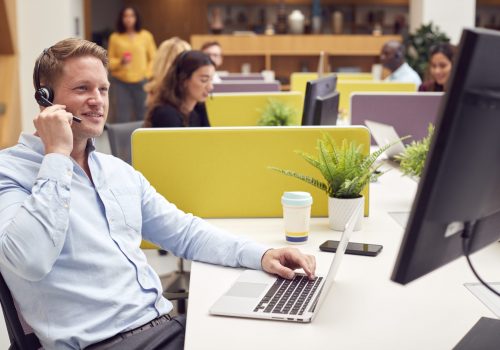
253, 274, 323, 316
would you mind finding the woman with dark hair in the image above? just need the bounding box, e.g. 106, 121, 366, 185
144, 51, 215, 128
108, 6, 156, 123
419, 43, 455, 92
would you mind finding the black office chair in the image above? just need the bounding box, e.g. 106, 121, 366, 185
159, 260, 190, 314
104, 121, 144, 165
0, 272, 42, 350
105, 121, 190, 313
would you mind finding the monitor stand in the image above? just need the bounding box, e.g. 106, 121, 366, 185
453, 317, 500, 350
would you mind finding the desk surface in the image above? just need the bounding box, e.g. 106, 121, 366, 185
184, 168, 500, 350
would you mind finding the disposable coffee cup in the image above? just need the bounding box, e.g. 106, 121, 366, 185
281, 191, 313, 244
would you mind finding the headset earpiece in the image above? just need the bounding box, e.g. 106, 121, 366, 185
34, 48, 55, 107
34, 87, 54, 107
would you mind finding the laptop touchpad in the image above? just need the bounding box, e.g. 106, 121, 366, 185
226, 282, 268, 298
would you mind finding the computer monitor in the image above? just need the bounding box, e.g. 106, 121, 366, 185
301, 75, 337, 125
391, 28, 500, 286
313, 91, 339, 125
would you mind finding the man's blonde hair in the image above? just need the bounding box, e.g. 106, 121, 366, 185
33, 38, 108, 89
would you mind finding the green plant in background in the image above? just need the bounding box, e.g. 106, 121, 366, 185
395, 124, 435, 178
405, 22, 450, 79
269, 133, 400, 199
258, 99, 296, 126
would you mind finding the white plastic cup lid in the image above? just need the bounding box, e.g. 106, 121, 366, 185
281, 191, 313, 207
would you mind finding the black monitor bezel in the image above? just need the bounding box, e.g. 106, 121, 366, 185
391, 28, 500, 285
313, 91, 340, 126
301, 75, 337, 126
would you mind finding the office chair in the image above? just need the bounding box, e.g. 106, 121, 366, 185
105, 121, 189, 313
104, 121, 144, 165
0, 272, 42, 350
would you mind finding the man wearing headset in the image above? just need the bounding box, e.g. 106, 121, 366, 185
380, 40, 422, 86
0, 38, 316, 350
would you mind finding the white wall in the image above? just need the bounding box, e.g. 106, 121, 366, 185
16, 0, 84, 133
410, 0, 476, 44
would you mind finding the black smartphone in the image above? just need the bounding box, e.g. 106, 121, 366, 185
319, 240, 383, 257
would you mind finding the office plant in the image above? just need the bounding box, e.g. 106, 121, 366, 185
395, 124, 434, 178
269, 133, 399, 230
257, 99, 297, 126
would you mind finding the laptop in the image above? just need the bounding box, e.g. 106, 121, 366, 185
209, 202, 362, 323
365, 120, 406, 160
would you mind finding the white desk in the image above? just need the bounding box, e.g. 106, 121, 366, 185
184, 168, 500, 350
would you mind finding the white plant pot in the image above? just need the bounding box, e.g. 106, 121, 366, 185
328, 196, 364, 231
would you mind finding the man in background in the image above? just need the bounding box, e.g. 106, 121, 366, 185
201, 41, 223, 82
380, 40, 422, 86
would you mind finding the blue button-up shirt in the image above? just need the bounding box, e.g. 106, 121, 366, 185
0, 133, 268, 349
384, 62, 422, 86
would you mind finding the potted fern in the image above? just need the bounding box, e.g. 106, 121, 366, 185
258, 99, 297, 126
269, 133, 399, 231
395, 124, 434, 179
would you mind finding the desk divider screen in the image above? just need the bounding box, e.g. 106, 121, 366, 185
338, 81, 417, 115
212, 81, 281, 93
206, 92, 303, 127
350, 92, 444, 144
132, 126, 370, 218
290, 72, 373, 96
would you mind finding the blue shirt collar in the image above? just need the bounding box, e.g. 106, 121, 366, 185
18, 132, 96, 155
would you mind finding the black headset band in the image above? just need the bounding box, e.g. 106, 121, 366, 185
34, 48, 50, 90
175, 50, 190, 75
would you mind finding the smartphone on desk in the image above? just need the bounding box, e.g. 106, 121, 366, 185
319, 240, 383, 257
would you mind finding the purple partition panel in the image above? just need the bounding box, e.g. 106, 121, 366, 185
212, 81, 281, 93
350, 92, 444, 144
220, 74, 265, 81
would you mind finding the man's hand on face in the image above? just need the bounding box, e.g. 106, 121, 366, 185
33, 104, 74, 156
261, 247, 316, 280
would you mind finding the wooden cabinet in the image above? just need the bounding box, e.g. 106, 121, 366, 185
0, 0, 21, 148
476, 0, 500, 30
191, 34, 399, 83
206, 0, 408, 4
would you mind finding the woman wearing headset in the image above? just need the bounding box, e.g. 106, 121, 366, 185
144, 51, 214, 128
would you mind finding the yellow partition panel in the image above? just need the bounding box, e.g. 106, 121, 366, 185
206, 92, 303, 127
338, 81, 417, 116
140, 241, 159, 249
290, 72, 373, 96
132, 126, 370, 218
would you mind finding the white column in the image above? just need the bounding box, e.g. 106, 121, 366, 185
16, 0, 84, 133
410, 0, 476, 44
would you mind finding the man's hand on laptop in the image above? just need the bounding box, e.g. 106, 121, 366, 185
261, 248, 316, 280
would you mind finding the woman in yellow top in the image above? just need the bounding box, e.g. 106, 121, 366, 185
108, 6, 156, 123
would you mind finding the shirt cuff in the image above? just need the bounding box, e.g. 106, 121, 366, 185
38, 153, 74, 186
240, 241, 272, 271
